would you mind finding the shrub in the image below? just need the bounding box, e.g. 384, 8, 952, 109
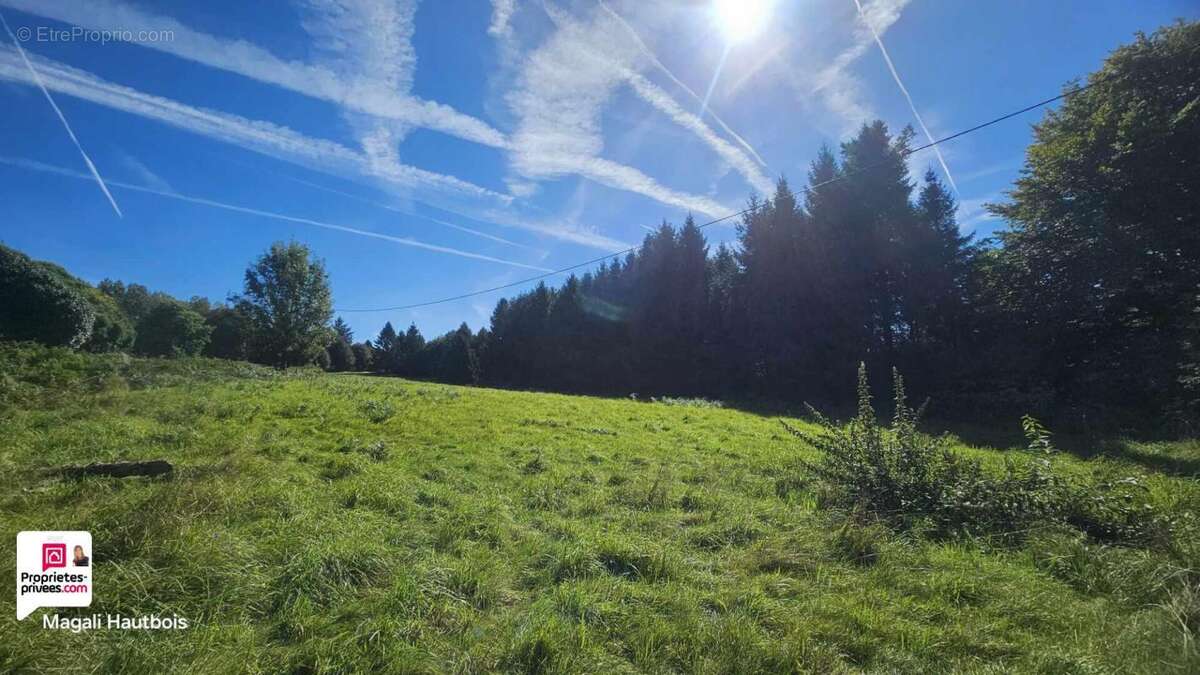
361, 440, 390, 461
787, 363, 1165, 544
361, 399, 395, 423
785, 364, 1006, 534
351, 342, 373, 371
134, 302, 212, 357
204, 306, 253, 360
326, 338, 354, 372
314, 348, 332, 371
1064, 476, 1176, 548
79, 287, 135, 352
38, 260, 135, 352
0, 244, 94, 348
336, 439, 390, 462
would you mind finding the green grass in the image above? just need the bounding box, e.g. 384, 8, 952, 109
1, 343, 1198, 673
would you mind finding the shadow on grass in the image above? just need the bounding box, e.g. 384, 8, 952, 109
1086, 439, 1200, 478
351, 372, 1200, 475
937, 419, 1200, 478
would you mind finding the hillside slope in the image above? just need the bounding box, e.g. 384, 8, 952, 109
1, 344, 1197, 673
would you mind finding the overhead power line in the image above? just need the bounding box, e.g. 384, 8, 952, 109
335, 75, 1108, 314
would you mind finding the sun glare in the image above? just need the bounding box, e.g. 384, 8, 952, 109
713, 0, 773, 44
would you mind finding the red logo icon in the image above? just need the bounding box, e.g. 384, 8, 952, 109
42, 543, 66, 571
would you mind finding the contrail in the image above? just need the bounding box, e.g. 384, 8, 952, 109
225, 157, 547, 254
699, 42, 732, 125
596, 0, 768, 168
852, 0, 958, 195
0, 155, 555, 273
0, 11, 123, 216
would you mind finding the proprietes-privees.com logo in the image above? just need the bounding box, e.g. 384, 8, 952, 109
16, 531, 189, 632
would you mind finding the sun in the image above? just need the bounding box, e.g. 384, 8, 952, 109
713, 0, 773, 44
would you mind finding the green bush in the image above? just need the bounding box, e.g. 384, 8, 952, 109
134, 302, 212, 357
326, 338, 354, 372
351, 342, 373, 371
788, 364, 1166, 545
314, 348, 332, 371
79, 287, 135, 352
0, 244, 94, 348
203, 306, 252, 360
360, 399, 395, 423
36, 258, 135, 352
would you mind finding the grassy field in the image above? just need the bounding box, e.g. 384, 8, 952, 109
1, 344, 1198, 673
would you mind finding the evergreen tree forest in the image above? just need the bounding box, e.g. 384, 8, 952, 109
369, 23, 1199, 430
3, 22, 1195, 431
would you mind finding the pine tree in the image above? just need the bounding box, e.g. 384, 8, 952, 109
327, 337, 354, 372
705, 243, 741, 392
333, 317, 354, 344
436, 323, 479, 385
351, 342, 374, 371
374, 322, 398, 372
675, 216, 710, 392
544, 275, 591, 392
911, 169, 973, 346
401, 323, 426, 376
736, 179, 807, 395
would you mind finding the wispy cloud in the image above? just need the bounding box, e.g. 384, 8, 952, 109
957, 159, 1021, 185
505, 3, 731, 217
809, 0, 912, 133
0, 11, 121, 216
0, 154, 555, 272
488, 0, 516, 37
0, 0, 642, 249
254, 164, 548, 254
624, 71, 773, 196
852, 0, 957, 195
283, 162, 629, 252
3, 0, 731, 239
548, 3, 771, 194
0, 46, 502, 200
114, 149, 174, 194
472, 204, 631, 251
955, 192, 1002, 233
299, 0, 417, 168
0, 0, 508, 149
0, 47, 627, 250
595, 1, 769, 171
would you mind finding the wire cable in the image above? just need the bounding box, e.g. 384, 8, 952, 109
335, 75, 1108, 313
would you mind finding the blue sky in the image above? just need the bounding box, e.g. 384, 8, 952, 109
0, 0, 1195, 340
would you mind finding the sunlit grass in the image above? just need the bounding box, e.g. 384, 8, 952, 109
1, 344, 1197, 672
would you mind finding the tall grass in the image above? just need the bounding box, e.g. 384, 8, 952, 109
1, 344, 1198, 672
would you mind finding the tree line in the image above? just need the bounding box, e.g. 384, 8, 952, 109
363, 22, 1199, 429
1, 240, 337, 369
2, 22, 1195, 430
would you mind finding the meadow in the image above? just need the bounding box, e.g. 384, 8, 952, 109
1, 343, 1198, 673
